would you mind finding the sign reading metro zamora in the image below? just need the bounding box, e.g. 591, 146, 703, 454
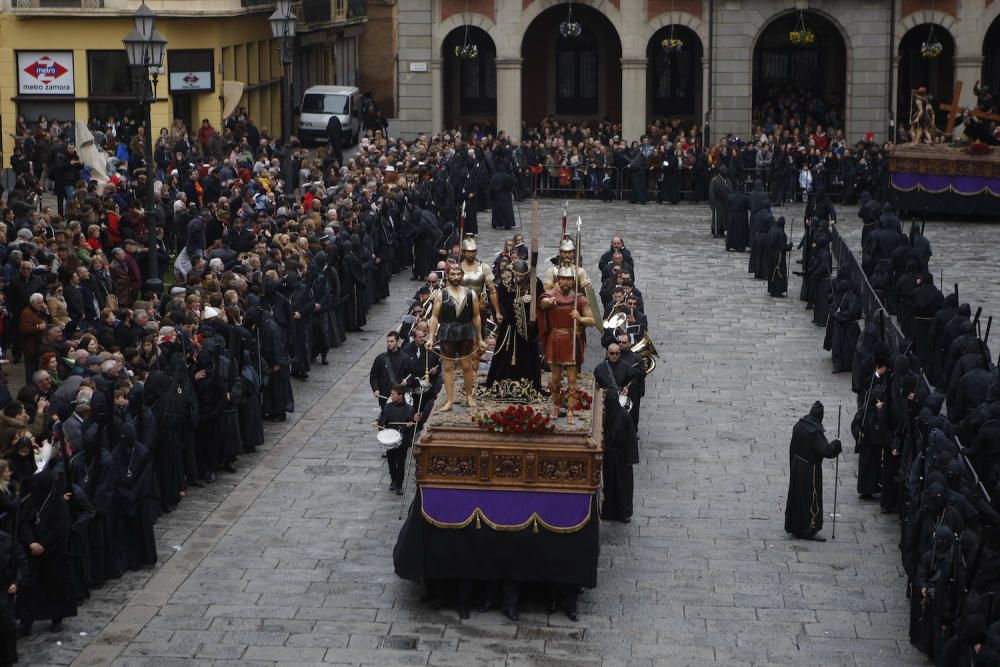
17, 52, 75, 95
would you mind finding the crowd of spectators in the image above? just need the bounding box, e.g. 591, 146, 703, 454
0, 89, 908, 655
442, 86, 894, 207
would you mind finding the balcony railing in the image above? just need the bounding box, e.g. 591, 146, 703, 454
15, 0, 103, 7
302, 0, 331, 23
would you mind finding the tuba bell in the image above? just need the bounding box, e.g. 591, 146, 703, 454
631, 333, 659, 375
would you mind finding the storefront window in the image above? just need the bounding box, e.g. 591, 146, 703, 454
88, 51, 134, 97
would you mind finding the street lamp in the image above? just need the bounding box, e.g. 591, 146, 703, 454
122, 0, 167, 296
269, 0, 297, 201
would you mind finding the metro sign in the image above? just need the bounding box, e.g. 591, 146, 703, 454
17, 52, 74, 95
168, 69, 213, 92
24, 57, 68, 86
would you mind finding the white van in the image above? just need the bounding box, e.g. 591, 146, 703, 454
297, 85, 361, 147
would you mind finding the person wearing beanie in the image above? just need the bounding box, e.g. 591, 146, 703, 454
785, 400, 843, 542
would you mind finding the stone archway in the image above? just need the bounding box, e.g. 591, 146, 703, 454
646, 25, 703, 124
983, 15, 1000, 106
520, 3, 623, 126
751, 10, 848, 135
897, 23, 955, 137
441, 25, 498, 131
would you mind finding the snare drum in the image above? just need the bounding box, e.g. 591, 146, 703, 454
377, 429, 403, 449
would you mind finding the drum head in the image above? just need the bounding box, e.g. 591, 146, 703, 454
377, 429, 403, 448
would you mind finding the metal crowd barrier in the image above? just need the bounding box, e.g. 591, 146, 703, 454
829, 225, 990, 501
520, 164, 845, 205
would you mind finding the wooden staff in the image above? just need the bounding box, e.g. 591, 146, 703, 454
832, 404, 841, 540
571, 217, 582, 363
529, 200, 540, 321
458, 201, 466, 240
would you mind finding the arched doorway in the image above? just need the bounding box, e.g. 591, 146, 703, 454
751, 11, 847, 133
646, 25, 703, 123
520, 4, 622, 125
983, 17, 1000, 105
897, 24, 955, 135
442, 26, 497, 129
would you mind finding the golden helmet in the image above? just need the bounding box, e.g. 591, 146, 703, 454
557, 266, 576, 279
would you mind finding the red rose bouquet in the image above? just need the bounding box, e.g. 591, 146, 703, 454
560, 390, 593, 412
473, 404, 555, 434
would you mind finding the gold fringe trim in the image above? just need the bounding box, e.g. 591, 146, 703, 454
419, 488, 593, 534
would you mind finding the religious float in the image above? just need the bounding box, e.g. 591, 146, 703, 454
392, 378, 604, 591
890, 81, 1000, 216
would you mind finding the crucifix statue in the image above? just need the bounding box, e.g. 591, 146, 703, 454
939, 81, 1000, 137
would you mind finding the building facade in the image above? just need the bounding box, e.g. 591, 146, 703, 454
0, 0, 365, 149
391, 0, 1000, 143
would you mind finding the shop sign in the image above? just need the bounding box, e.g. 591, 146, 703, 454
18, 51, 74, 95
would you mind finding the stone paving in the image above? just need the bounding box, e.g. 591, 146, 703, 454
16, 199, 1000, 667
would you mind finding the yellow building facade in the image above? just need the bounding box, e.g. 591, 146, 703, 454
0, 0, 359, 154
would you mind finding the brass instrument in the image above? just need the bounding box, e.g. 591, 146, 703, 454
602, 311, 627, 331
631, 333, 659, 375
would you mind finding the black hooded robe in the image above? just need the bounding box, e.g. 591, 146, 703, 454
784, 406, 841, 538
109, 424, 157, 571
595, 359, 641, 522
750, 210, 774, 279
830, 281, 863, 373
340, 241, 368, 332
17, 470, 77, 626
257, 307, 294, 418
143, 367, 186, 511
0, 529, 27, 666
766, 221, 791, 296
629, 153, 648, 204
725, 191, 750, 252
490, 170, 517, 230
68, 429, 116, 586
708, 172, 732, 236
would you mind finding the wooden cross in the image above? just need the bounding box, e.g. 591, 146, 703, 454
939, 81, 1000, 135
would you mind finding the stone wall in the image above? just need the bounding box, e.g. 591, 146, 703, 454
382, 0, 1000, 141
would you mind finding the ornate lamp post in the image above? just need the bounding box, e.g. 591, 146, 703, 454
269, 0, 297, 200
122, 1, 167, 295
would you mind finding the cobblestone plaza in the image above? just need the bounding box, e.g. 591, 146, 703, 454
12, 200, 996, 666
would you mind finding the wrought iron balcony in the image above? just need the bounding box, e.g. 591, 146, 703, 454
14, 0, 103, 7
347, 0, 365, 20
302, 0, 330, 24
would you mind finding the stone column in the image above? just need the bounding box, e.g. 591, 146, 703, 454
621, 57, 647, 141
701, 56, 711, 141
953, 56, 985, 110
495, 57, 523, 137
431, 58, 443, 134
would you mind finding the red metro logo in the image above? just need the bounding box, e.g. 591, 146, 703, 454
24, 56, 69, 86
182, 73, 200, 85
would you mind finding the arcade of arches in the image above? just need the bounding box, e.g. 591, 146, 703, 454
427, 4, 1000, 143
